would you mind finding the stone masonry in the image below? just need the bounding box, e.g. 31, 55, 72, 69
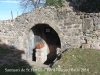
0, 6, 100, 62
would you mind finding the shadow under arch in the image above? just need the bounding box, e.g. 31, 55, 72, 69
31, 23, 61, 65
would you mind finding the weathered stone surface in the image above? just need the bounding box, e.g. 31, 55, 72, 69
82, 44, 91, 49
36, 43, 49, 63
91, 43, 100, 50
83, 18, 94, 33
0, 6, 100, 62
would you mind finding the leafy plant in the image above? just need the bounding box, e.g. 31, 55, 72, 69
45, 0, 63, 7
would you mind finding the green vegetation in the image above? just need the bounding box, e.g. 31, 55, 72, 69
20, 0, 63, 11
35, 48, 100, 75
0, 47, 36, 75
0, 61, 36, 75
0, 48, 100, 75
0, 47, 13, 59
52, 48, 100, 75
45, 0, 63, 7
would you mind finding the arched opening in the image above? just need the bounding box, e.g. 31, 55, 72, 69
28, 23, 61, 64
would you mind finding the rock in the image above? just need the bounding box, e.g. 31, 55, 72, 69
35, 43, 49, 63
91, 43, 100, 50
82, 44, 90, 49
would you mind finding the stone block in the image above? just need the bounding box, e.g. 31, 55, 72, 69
82, 44, 90, 49
81, 40, 86, 44
91, 43, 100, 50
95, 30, 100, 35
96, 25, 100, 30
83, 18, 94, 32
73, 24, 80, 28
36, 53, 47, 63
36, 44, 49, 53
35, 43, 49, 63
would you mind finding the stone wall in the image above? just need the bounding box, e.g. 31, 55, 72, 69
0, 6, 100, 60
0, 19, 25, 50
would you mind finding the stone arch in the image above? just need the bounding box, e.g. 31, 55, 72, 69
26, 23, 61, 64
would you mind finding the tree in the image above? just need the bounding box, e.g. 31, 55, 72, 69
20, 0, 46, 11
20, 0, 63, 11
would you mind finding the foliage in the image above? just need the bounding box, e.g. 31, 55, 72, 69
45, 0, 63, 7
20, 0, 45, 11
20, 0, 63, 11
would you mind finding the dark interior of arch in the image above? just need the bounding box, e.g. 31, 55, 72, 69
31, 23, 61, 65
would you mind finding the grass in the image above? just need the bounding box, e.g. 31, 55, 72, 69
36, 48, 100, 75
0, 48, 100, 75
0, 47, 36, 75
0, 47, 13, 59
51, 48, 100, 75
0, 62, 36, 75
